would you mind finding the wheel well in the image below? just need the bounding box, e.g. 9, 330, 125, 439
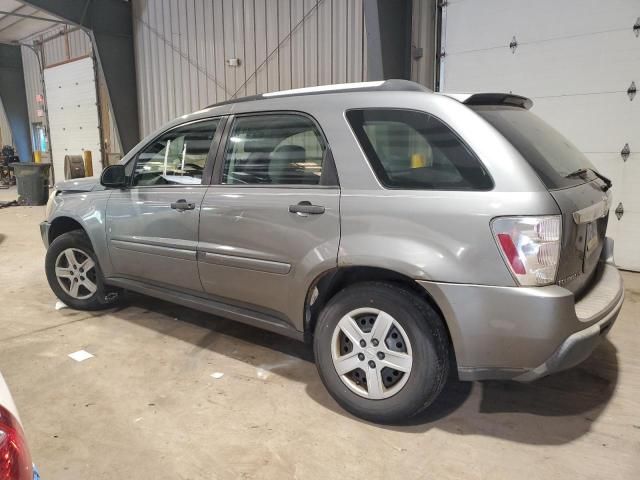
304, 266, 451, 343
48, 217, 85, 244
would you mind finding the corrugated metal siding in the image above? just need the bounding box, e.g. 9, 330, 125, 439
68, 28, 92, 60
410, 0, 436, 89
21, 45, 43, 128
0, 98, 12, 147
133, 0, 367, 136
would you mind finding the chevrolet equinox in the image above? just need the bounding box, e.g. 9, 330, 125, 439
41, 80, 624, 423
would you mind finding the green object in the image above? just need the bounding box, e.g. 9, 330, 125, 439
12, 162, 52, 206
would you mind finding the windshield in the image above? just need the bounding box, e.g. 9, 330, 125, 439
472, 105, 597, 189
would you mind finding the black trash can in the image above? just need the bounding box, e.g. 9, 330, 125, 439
12, 162, 52, 206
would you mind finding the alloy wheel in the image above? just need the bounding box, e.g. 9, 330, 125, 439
54, 248, 97, 300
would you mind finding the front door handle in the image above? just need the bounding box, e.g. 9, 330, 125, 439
289, 201, 325, 215
171, 199, 196, 211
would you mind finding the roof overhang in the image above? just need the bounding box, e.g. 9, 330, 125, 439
0, 0, 69, 45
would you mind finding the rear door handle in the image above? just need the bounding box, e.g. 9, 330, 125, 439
171, 199, 196, 211
289, 201, 325, 215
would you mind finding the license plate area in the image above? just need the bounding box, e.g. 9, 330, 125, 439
583, 221, 602, 272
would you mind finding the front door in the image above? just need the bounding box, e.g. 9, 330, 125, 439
197, 113, 340, 329
106, 118, 222, 292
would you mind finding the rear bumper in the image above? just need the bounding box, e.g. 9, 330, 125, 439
513, 287, 622, 381
39, 221, 50, 248
418, 243, 624, 381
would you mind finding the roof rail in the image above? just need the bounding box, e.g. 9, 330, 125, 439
206, 79, 432, 108
441, 92, 533, 109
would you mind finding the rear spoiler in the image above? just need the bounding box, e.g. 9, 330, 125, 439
440, 93, 533, 110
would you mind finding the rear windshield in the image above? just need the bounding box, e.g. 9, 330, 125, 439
346, 109, 493, 190
472, 105, 597, 189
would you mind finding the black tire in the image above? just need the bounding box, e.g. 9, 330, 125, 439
45, 230, 122, 311
314, 282, 450, 423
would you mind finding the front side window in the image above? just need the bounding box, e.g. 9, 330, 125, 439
346, 109, 492, 190
132, 119, 219, 186
222, 114, 326, 186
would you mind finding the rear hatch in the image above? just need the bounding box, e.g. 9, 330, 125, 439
471, 104, 611, 297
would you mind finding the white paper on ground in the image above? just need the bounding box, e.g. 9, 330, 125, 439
210, 372, 224, 379
68, 350, 94, 362
55, 300, 67, 310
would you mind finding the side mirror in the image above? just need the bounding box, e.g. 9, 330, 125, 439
100, 164, 127, 188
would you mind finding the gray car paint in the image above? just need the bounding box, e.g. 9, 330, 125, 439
43, 82, 624, 381
198, 186, 340, 330
106, 186, 208, 292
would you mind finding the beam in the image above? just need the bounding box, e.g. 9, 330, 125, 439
22, 0, 139, 153
364, 0, 413, 80
0, 44, 32, 162
363, 0, 384, 80
0, 10, 72, 25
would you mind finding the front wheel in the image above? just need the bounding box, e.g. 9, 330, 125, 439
45, 230, 121, 310
314, 282, 450, 423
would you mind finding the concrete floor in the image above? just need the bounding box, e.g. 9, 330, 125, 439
0, 185, 639, 480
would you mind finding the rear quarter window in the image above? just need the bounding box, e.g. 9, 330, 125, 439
346, 109, 493, 191
472, 105, 598, 189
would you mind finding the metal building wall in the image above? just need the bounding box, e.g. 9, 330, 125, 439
20, 45, 43, 128
133, 0, 367, 136
0, 97, 12, 147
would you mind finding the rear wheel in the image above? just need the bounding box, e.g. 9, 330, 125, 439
45, 230, 121, 310
314, 282, 449, 423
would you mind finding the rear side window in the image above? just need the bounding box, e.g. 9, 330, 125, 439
346, 109, 492, 190
472, 105, 597, 189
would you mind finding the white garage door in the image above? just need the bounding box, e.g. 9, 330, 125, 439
44, 56, 102, 182
440, 0, 640, 271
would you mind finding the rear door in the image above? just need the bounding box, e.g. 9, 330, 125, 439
106, 118, 222, 292
197, 112, 340, 329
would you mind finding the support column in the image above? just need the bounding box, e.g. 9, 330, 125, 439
364, 0, 413, 81
0, 44, 32, 163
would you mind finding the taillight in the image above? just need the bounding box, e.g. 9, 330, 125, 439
491, 216, 561, 286
0, 405, 33, 480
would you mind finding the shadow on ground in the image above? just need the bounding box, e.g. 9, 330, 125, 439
112, 292, 619, 446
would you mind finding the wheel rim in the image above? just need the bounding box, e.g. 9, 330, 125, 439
331, 307, 413, 400
54, 248, 97, 300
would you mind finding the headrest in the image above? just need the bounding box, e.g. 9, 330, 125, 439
272, 145, 306, 158
242, 138, 279, 152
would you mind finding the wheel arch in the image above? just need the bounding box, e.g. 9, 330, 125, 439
48, 216, 86, 244
303, 266, 457, 368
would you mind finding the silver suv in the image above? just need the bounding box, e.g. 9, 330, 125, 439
41, 80, 624, 423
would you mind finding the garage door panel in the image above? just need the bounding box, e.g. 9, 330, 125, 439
611, 211, 640, 271
620, 153, 640, 213
445, 0, 637, 54
443, 1, 640, 270
444, 29, 640, 97
44, 57, 102, 181
442, 51, 518, 92
586, 153, 624, 196
532, 94, 639, 154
